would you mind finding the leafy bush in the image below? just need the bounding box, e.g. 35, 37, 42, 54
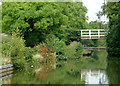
2, 34, 11, 58
2, 42, 11, 58
9, 30, 27, 69
65, 41, 83, 59
45, 35, 83, 59
2, 29, 34, 69
65, 45, 76, 58
75, 42, 83, 58
40, 43, 57, 69
45, 34, 67, 59
24, 47, 34, 63
81, 39, 94, 47
2, 35, 11, 43
2, 35, 12, 65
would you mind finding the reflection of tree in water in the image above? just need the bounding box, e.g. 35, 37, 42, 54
92, 50, 99, 60
35, 44, 57, 81
35, 67, 51, 81
106, 56, 120, 84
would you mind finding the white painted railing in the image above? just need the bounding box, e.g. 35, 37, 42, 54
81, 29, 105, 39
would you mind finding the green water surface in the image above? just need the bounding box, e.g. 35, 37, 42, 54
1, 50, 120, 84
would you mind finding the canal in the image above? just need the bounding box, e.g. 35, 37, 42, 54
1, 50, 120, 84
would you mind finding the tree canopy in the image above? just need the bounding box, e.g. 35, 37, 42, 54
88, 20, 108, 29
2, 2, 88, 46
101, 2, 120, 56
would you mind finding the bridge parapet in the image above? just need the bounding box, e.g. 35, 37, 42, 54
81, 29, 105, 39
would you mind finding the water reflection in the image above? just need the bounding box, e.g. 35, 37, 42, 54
1, 51, 120, 84
1, 74, 13, 84
81, 69, 109, 84
106, 57, 120, 84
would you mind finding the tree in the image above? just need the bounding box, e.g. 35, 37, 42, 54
2, 2, 88, 46
88, 20, 101, 29
2, 2, 68, 46
101, 2, 120, 56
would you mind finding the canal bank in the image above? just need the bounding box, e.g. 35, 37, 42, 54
1, 50, 120, 84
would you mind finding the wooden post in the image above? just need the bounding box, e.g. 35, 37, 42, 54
81, 30, 83, 38
89, 30, 91, 39
81, 30, 82, 36
98, 29, 100, 38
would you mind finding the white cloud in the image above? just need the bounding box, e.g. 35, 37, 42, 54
82, 0, 108, 23
0, 2, 1, 5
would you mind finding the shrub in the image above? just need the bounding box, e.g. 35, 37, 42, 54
65, 45, 76, 58
45, 34, 67, 59
2, 29, 34, 69
9, 30, 27, 69
2, 34, 11, 58
34, 43, 57, 81
65, 41, 83, 59
24, 47, 34, 63
40, 43, 57, 69
45, 35, 83, 59
33, 42, 57, 68
2, 42, 11, 58
75, 42, 83, 58
2, 35, 11, 43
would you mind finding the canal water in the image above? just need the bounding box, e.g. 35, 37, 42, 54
1, 50, 120, 84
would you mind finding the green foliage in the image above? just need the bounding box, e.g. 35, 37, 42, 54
80, 50, 108, 69
81, 39, 94, 47
106, 57, 120, 84
86, 20, 108, 47
65, 45, 76, 58
2, 42, 11, 58
75, 42, 83, 58
2, 35, 11, 43
10, 30, 27, 69
97, 39, 106, 47
64, 2, 88, 44
2, 30, 34, 69
2, 2, 88, 46
101, 2, 120, 56
10, 30, 25, 58
65, 41, 83, 59
46, 35, 83, 59
66, 30, 81, 45
88, 20, 108, 29
24, 47, 34, 63
64, 3, 88, 29
45, 34, 66, 58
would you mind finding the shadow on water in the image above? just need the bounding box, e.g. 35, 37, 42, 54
106, 56, 120, 84
80, 50, 109, 84
1, 50, 120, 84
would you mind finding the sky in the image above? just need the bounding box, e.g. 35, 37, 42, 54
82, 0, 108, 23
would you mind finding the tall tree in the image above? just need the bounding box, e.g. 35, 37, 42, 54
101, 2, 120, 56
2, 2, 88, 46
